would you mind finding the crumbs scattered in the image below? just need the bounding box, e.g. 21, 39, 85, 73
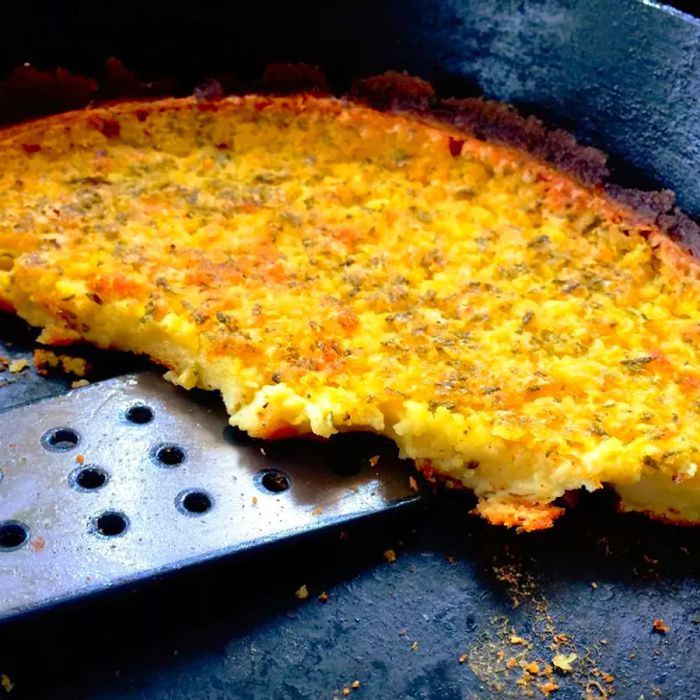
369, 455, 380, 468
318, 591, 329, 603
591, 582, 598, 589
652, 619, 670, 634
383, 549, 397, 564
312, 506, 323, 516
408, 475, 419, 492
410, 641, 419, 652
71, 379, 90, 389
251, 496, 258, 506
462, 549, 615, 699
75, 454, 85, 465
295, 584, 309, 600
337, 680, 361, 698
33, 349, 89, 377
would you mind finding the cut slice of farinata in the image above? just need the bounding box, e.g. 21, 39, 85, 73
1, 93, 699, 530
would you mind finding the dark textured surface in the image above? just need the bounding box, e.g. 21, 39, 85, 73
2, 1, 700, 698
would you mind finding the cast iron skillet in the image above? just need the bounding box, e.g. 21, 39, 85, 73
1, 2, 700, 699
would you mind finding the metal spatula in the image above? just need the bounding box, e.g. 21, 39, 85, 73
0, 372, 423, 621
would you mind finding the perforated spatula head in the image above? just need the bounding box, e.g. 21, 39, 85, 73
0, 371, 424, 621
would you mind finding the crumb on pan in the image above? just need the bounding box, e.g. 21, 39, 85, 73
539, 680, 559, 695
0, 673, 13, 693
8, 358, 28, 373
652, 618, 670, 634
552, 652, 577, 673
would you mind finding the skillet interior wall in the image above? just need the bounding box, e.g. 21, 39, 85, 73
2, 0, 700, 218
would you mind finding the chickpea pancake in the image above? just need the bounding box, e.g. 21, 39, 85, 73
1, 94, 699, 530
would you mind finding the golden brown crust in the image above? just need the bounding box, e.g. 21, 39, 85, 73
604, 185, 700, 259
349, 71, 436, 111
473, 498, 565, 533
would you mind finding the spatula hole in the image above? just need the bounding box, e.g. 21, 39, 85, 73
125, 404, 154, 424
152, 444, 186, 467
41, 427, 80, 452
91, 511, 128, 537
0, 521, 30, 551
176, 489, 214, 516
256, 469, 291, 493
70, 466, 109, 492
